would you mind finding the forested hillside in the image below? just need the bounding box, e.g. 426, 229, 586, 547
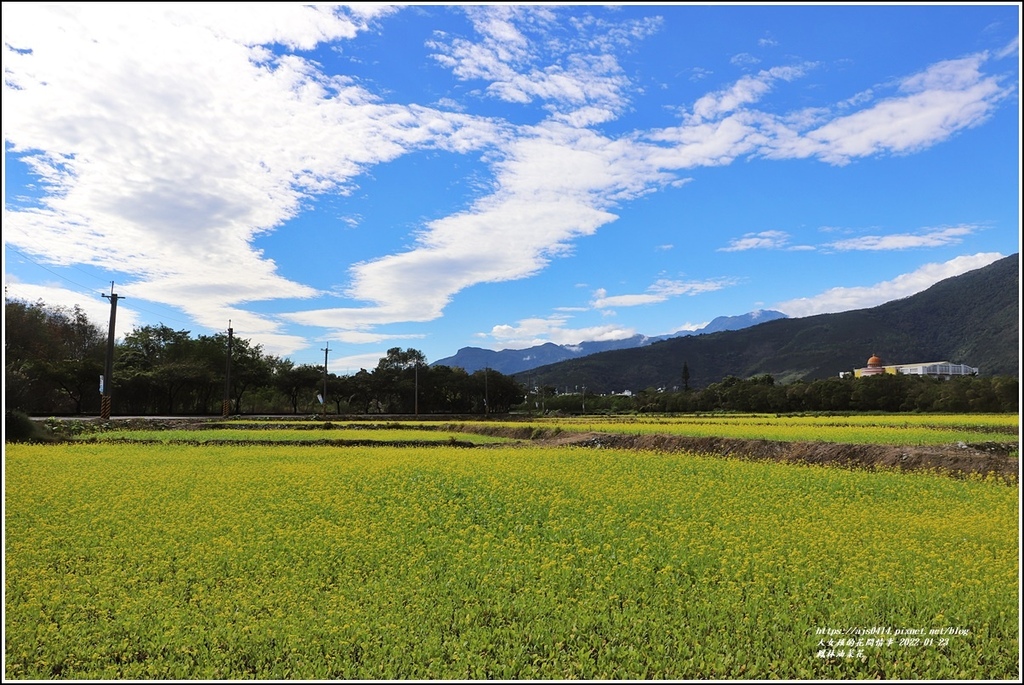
519, 254, 1019, 394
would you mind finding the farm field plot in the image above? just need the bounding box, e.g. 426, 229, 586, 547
4, 438, 1019, 680
75, 428, 511, 446
439, 413, 1020, 447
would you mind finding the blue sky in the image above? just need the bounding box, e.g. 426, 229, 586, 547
3, 3, 1020, 373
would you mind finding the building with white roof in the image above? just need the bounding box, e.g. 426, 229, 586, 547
851, 354, 978, 379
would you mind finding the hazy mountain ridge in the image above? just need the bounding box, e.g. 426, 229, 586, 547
513, 255, 1020, 394
432, 310, 788, 375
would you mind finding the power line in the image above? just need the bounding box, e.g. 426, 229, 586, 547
6, 245, 106, 296
5, 245, 197, 327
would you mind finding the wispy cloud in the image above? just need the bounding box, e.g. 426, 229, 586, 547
3, 4, 497, 355
689, 67, 713, 81
483, 315, 637, 349
774, 252, 1005, 317
284, 118, 679, 329
328, 330, 426, 345
718, 230, 791, 252
331, 351, 392, 373
823, 225, 980, 251
427, 5, 659, 126
685, 64, 811, 124
995, 35, 1018, 59
759, 53, 1013, 165
721, 224, 982, 253
730, 53, 761, 68
591, 277, 737, 309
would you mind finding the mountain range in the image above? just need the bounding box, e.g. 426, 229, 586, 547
510, 254, 1019, 394
432, 310, 788, 375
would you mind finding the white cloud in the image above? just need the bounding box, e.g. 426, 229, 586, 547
824, 225, 979, 251
282, 121, 676, 329
686, 64, 811, 123
774, 252, 1005, 317
331, 351, 391, 374
591, 277, 737, 309
995, 36, 1018, 60
689, 67, 713, 81
2, 3, 498, 356
720, 225, 981, 254
2, 280, 140, 342
731, 53, 761, 68
327, 330, 426, 345
427, 5, 654, 125
667, 321, 710, 334
760, 53, 1012, 165
485, 315, 637, 349
718, 230, 791, 252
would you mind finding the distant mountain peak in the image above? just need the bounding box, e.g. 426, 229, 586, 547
432, 310, 788, 374
700, 309, 787, 334
514, 255, 1018, 393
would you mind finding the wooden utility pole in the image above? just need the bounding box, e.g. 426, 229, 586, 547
100, 283, 122, 420
222, 322, 233, 417
321, 342, 331, 418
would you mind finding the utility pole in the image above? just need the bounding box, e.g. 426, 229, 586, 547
414, 362, 419, 416
100, 283, 122, 420
484, 366, 489, 415
222, 322, 233, 417
321, 342, 331, 418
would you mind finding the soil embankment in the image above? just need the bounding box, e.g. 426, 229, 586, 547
531, 430, 1018, 481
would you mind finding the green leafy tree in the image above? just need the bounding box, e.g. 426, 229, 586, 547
272, 361, 324, 414
226, 338, 274, 414
372, 348, 427, 413
475, 368, 524, 413
4, 298, 106, 414
116, 325, 201, 414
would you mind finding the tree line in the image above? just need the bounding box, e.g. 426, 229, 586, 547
533, 371, 1018, 415
4, 298, 522, 416
5, 298, 1018, 417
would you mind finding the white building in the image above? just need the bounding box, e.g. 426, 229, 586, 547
851, 354, 978, 379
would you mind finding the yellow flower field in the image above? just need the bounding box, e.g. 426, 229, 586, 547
443, 412, 1019, 447
4, 440, 1019, 679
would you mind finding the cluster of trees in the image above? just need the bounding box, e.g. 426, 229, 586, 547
535, 371, 1019, 415
4, 299, 522, 416
5, 298, 1018, 417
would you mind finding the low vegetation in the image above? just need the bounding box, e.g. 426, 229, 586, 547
440, 413, 1019, 447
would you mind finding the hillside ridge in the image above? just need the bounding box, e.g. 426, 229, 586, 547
515, 254, 1019, 393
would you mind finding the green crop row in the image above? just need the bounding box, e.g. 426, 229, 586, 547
5, 443, 1018, 679
76, 428, 511, 445
443, 413, 1018, 446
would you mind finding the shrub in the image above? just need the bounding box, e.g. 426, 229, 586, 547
5, 410, 57, 443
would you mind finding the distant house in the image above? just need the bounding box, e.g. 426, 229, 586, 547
850, 354, 978, 379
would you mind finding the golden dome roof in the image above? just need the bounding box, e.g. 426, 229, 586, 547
867, 354, 882, 367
